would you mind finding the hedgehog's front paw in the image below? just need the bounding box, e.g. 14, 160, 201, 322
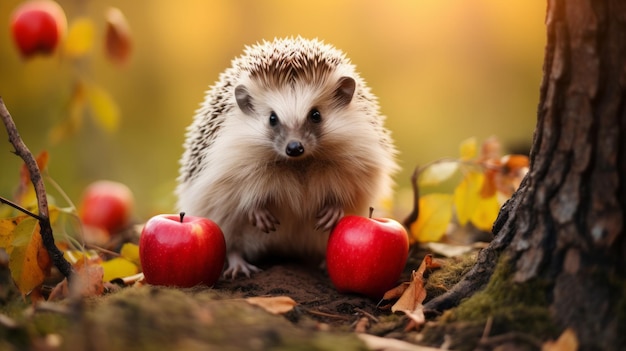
248, 207, 279, 233
223, 252, 262, 279
316, 204, 344, 231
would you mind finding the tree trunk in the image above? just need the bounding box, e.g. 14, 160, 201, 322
425, 0, 626, 348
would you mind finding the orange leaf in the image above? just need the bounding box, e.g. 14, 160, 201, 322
381, 281, 410, 301
390, 255, 441, 331
481, 168, 498, 198
245, 296, 297, 315
9, 218, 52, 295
542, 328, 578, 351
49, 261, 104, 300
105, 7, 132, 66
391, 254, 437, 313
479, 136, 501, 162
496, 154, 530, 197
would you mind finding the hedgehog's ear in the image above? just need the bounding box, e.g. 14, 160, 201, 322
333, 77, 356, 108
235, 85, 255, 115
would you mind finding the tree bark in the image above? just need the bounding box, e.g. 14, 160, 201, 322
425, 0, 626, 348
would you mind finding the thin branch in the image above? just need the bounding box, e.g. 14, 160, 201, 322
402, 166, 420, 229
0, 96, 73, 280
0, 195, 44, 221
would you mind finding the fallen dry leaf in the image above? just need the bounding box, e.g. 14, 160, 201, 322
381, 281, 410, 301
354, 317, 369, 333
49, 260, 104, 301
425, 242, 474, 257
387, 255, 442, 331
542, 328, 578, 351
357, 333, 445, 351
391, 254, 438, 313
245, 296, 297, 315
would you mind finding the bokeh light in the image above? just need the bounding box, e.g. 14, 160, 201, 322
0, 0, 546, 220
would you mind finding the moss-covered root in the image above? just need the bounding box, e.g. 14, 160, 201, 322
62, 286, 367, 351
421, 256, 557, 351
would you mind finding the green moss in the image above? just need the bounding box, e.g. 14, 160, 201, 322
422, 255, 557, 351
424, 253, 477, 300
63, 286, 368, 351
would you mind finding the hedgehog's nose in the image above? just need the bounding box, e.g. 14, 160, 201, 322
286, 140, 304, 157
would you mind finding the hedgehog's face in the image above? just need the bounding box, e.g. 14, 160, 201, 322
234, 76, 356, 160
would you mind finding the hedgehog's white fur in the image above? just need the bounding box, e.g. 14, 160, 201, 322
177, 37, 398, 277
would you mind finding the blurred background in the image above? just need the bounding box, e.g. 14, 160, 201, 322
0, 0, 546, 221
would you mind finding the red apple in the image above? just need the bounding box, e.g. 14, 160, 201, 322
79, 180, 134, 235
326, 211, 409, 299
10, 0, 67, 58
139, 213, 226, 287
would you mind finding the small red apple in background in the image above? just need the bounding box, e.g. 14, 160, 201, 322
10, 0, 67, 58
79, 180, 134, 235
139, 212, 226, 288
326, 209, 409, 299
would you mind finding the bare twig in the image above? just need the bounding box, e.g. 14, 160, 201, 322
402, 166, 420, 229
0, 96, 73, 280
0, 195, 44, 221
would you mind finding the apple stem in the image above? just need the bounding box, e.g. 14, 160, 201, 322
179, 212, 186, 223
369, 207, 374, 219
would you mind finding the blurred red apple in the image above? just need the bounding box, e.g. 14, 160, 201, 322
10, 0, 67, 58
326, 212, 409, 299
139, 213, 226, 287
79, 180, 134, 235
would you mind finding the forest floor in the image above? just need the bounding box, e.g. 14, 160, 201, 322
2, 242, 516, 351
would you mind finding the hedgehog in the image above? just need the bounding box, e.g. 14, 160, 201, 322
176, 37, 398, 278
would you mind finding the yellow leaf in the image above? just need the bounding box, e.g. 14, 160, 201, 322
419, 161, 459, 186
10, 218, 51, 295
470, 193, 500, 231
101, 257, 138, 282
49, 82, 87, 144
120, 243, 141, 267
64, 17, 95, 57
453, 172, 484, 226
64, 249, 100, 265
87, 84, 120, 132
410, 194, 453, 242
459, 137, 477, 160
0, 215, 30, 249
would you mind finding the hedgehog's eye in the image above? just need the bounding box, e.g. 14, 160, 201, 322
269, 112, 279, 127
309, 108, 322, 123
